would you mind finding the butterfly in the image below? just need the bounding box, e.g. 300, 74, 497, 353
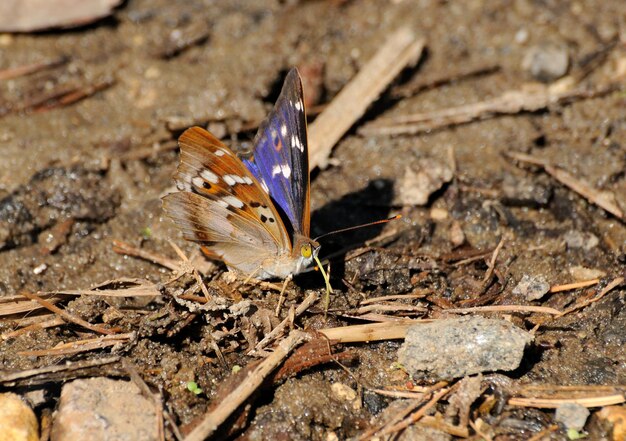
162, 68, 320, 281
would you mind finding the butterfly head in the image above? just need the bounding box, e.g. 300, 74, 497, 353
293, 235, 320, 274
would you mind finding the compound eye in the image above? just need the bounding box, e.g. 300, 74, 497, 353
301, 244, 312, 258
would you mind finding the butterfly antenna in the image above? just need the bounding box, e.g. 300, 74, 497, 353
314, 215, 402, 242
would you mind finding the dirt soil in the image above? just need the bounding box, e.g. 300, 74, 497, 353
1, 1, 625, 440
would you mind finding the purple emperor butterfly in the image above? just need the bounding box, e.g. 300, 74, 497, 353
162, 69, 320, 280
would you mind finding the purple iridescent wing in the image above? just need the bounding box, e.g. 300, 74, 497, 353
242, 68, 311, 238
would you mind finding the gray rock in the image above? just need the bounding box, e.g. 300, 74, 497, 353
555, 402, 590, 431
512, 274, 550, 301
51, 377, 158, 441
398, 316, 533, 381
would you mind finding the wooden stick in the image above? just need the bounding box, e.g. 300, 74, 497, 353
0, 293, 66, 316
308, 28, 425, 169
509, 394, 625, 408
19, 291, 115, 335
378, 388, 450, 438
444, 304, 562, 316
17, 333, 134, 357
509, 152, 625, 222
184, 331, 309, 441
1, 317, 65, 341
549, 279, 600, 293
558, 277, 624, 317
545, 165, 624, 220
0, 356, 120, 384
112, 240, 180, 271
0, 56, 68, 81
360, 83, 617, 136
318, 320, 424, 343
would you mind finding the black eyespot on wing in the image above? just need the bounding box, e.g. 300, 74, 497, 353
260, 214, 268, 223
250, 201, 261, 208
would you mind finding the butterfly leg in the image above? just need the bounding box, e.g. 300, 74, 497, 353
275, 274, 293, 316
243, 266, 263, 285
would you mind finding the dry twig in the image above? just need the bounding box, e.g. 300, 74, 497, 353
319, 320, 426, 343
360, 83, 618, 136
17, 332, 133, 357
549, 278, 600, 293
112, 240, 180, 271
508, 151, 625, 222
509, 394, 625, 408
18, 76, 116, 114
184, 330, 309, 441
0, 56, 69, 80
444, 304, 561, 316
558, 277, 624, 317
250, 291, 319, 355
378, 388, 450, 437
19, 291, 116, 335
1, 317, 65, 341
0, 356, 120, 385
308, 28, 425, 169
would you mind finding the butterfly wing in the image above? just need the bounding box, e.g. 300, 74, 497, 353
242, 68, 310, 239
162, 127, 292, 275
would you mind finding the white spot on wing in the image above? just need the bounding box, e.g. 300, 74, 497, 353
223, 175, 236, 186
260, 179, 269, 193
222, 196, 244, 208
281, 164, 291, 178
192, 176, 204, 188
291, 135, 304, 152
271, 164, 291, 179
243, 176, 253, 185
200, 170, 219, 184
280, 124, 287, 137
294, 100, 302, 111
215, 149, 226, 157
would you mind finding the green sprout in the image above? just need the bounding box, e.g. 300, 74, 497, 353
186, 381, 203, 395
140, 226, 152, 239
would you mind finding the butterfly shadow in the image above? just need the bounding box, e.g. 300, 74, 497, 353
296, 178, 396, 289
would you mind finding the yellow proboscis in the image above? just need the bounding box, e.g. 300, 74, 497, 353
314, 254, 333, 315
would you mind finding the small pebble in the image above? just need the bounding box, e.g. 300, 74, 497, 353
449, 220, 465, 247
515, 28, 529, 44
501, 175, 551, 207
331, 383, 361, 410
394, 159, 453, 206
33, 263, 47, 275
564, 230, 599, 251
430, 207, 449, 221
555, 402, 589, 431
522, 43, 569, 82
568, 266, 606, 281
0, 393, 38, 441
512, 274, 550, 301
